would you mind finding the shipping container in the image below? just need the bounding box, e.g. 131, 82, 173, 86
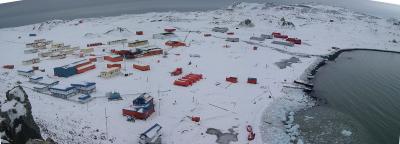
133, 64, 150, 71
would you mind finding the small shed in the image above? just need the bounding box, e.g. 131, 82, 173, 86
139, 123, 162, 144
170, 68, 182, 76
226, 77, 238, 83
250, 36, 265, 41
212, 27, 229, 33
272, 41, 294, 47
78, 94, 91, 101
226, 38, 239, 42
261, 34, 274, 39
247, 78, 257, 84
136, 31, 144, 35
107, 92, 122, 100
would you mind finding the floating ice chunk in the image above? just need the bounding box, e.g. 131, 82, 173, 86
341, 130, 352, 136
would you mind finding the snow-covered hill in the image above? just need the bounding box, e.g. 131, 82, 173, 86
0, 2, 399, 144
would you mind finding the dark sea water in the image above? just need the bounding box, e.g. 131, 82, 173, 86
296, 50, 400, 144
0, 0, 400, 28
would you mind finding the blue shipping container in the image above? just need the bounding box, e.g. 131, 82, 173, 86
54, 66, 77, 77
29, 34, 37, 37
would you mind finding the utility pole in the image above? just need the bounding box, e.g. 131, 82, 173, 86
105, 107, 109, 140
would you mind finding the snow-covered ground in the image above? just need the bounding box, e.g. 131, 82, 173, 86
0, 2, 399, 144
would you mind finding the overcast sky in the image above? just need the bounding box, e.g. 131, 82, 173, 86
0, 0, 399, 28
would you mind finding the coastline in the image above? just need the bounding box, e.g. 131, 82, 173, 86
263, 48, 400, 143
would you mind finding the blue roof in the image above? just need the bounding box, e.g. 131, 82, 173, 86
29, 76, 43, 80
71, 82, 96, 87
18, 69, 34, 73
141, 123, 162, 137
49, 84, 75, 91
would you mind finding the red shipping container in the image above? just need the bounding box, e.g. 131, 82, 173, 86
226, 77, 238, 83
286, 38, 302, 44
75, 61, 92, 68
164, 28, 176, 33
272, 32, 281, 37
133, 64, 150, 71
183, 75, 200, 82
122, 107, 155, 120
3, 65, 14, 69
89, 57, 97, 62
32, 66, 39, 70
247, 78, 257, 84
165, 41, 186, 47
174, 80, 191, 87
227, 32, 234, 35
191, 116, 200, 122
107, 64, 122, 69
136, 31, 143, 35
275, 35, 288, 39
104, 55, 123, 62
171, 68, 182, 76
77, 64, 96, 74
187, 74, 203, 79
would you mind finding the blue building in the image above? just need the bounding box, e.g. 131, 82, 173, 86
49, 84, 77, 99
54, 66, 77, 77
17, 69, 34, 77
29, 76, 43, 83
71, 82, 96, 94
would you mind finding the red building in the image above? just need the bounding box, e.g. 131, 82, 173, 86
226, 77, 238, 83
104, 55, 123, 62
247, 78, 257, 84
136, 31, 144, 35
165, 41, 186, 47
164, 28, 176, 33
107, 64, 122, 69
3, 65, 14, 69
174, 74, 203, 87
133, 64, 150, 71
286, 38, 302, 44
122, 93, 155, 120
170, 68, 182, 76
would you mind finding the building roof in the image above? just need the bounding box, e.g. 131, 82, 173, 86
18, 68, 34, 73
49, 83, 75, 91
71, 81, 96, 87
38, 78, 59, 85
29, 76, 43, 80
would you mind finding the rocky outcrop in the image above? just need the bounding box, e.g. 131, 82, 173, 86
0, 86, 43, 144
